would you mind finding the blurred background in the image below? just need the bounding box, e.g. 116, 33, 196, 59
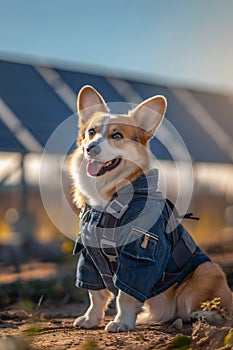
0, 0, 233, 310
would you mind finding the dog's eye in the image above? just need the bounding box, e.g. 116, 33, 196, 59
88, 128, 96, 137
112, 132, 123, 141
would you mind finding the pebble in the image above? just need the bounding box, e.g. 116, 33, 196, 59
172, 318, 183, 330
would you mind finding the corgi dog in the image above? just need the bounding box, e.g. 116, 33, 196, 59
70, 85, 232, 332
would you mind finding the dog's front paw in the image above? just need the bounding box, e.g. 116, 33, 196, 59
73, 315, 101, 329
105, 321, 134, 332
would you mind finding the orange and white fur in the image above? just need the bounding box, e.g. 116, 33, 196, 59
70, 85, 232, 332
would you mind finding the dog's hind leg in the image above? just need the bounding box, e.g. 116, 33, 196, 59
136, 286, 177, 324
74, 289, 113, 328
175, 262, 232, 324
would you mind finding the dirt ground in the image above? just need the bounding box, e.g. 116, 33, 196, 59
0, 306, 187, 350
1, 302, 233, 350
1, 258, 233, 350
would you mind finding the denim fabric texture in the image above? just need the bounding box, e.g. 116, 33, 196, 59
73, 169, 210, 302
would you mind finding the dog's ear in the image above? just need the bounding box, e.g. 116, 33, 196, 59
131, 95, 167, 135
77, 85, 109, 127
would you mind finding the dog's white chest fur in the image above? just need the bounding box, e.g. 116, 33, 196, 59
74, 161, 110, 207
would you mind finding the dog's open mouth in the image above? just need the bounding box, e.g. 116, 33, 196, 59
86, 158, 121, 176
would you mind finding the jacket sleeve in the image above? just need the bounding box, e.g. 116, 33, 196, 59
75, 248, 106, 290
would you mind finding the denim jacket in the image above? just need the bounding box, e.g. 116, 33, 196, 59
73, 169, 210, 303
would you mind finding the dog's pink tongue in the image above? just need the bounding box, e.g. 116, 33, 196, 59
86, 160, 105, 176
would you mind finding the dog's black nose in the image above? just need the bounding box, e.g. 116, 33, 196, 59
86, 142, 101, 157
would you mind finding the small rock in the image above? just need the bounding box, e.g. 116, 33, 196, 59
172, 318, 183, 330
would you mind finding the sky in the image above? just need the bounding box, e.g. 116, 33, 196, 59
0, 0, 233, 93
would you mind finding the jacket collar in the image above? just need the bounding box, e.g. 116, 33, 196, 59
124, 169, 159, 193
86, 169, 161, 218
102, 169, 161, 219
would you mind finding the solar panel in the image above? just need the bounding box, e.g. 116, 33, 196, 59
0, 60, 72, 148
0, 59, 232, 163
56, 69, 125, 102
0, 119, 26, 152
123, 80, 232, 163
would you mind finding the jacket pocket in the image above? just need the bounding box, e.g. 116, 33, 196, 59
121, 226, 158, 262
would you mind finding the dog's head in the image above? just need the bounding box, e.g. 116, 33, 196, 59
70, 85, 167, 207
